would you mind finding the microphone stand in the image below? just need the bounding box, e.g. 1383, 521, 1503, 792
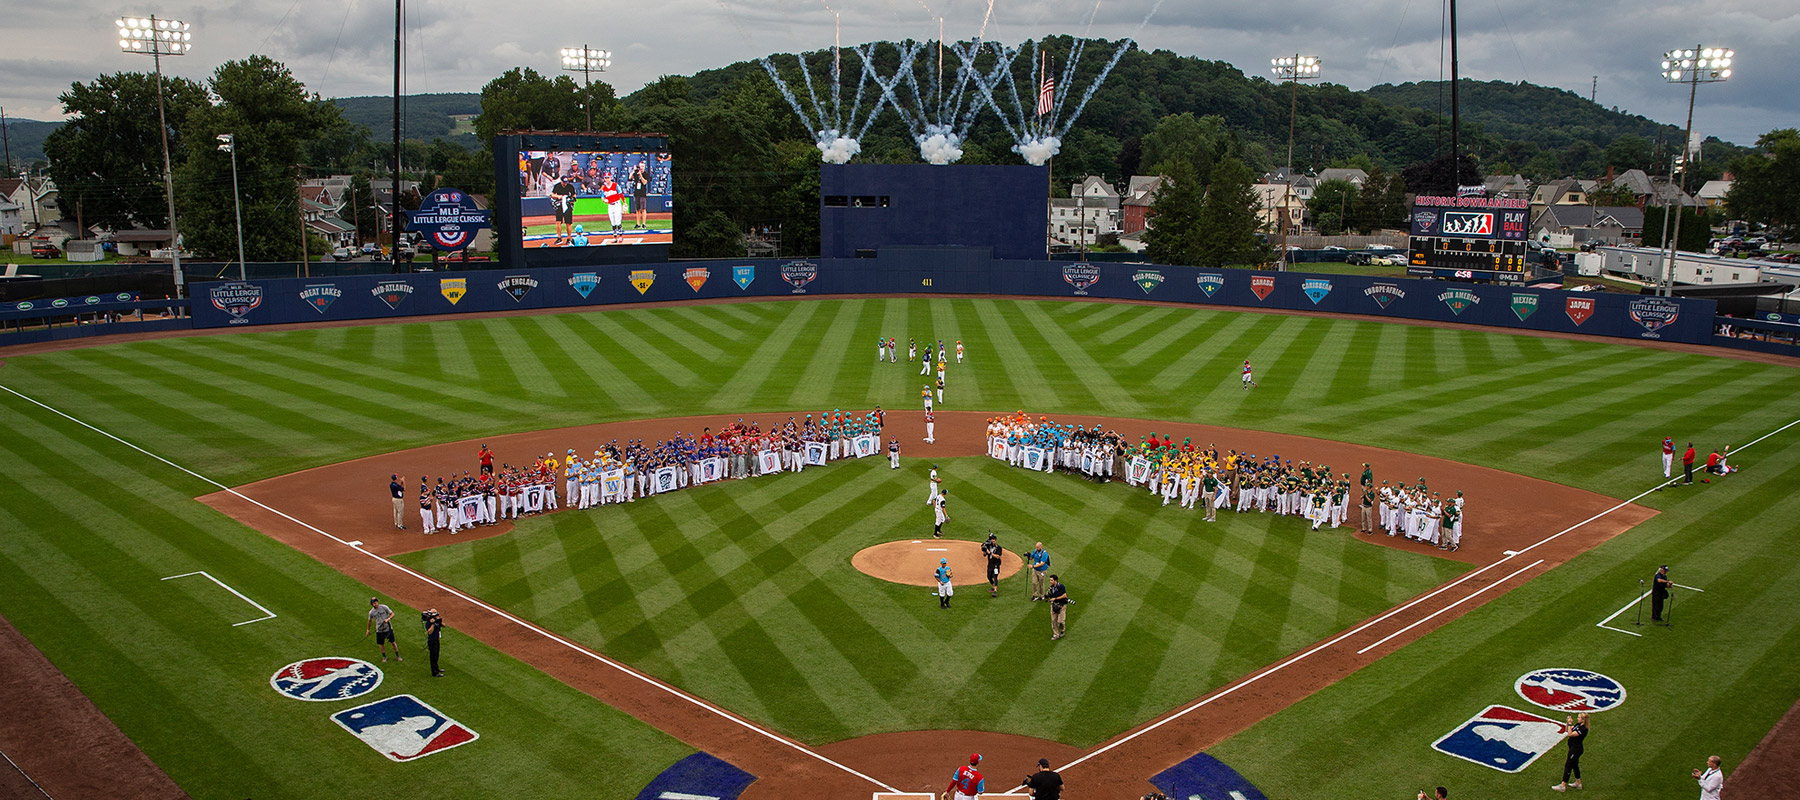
1663, 589, 1676, 628
1633, 579, 1646, 627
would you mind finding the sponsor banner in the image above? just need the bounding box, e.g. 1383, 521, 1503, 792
757, 450, 781, 473
210, 281, 263, 324
568, 272, 598, 299
1511, 292, 1539, 321
1132, 269, 1164, 294
684, 267, 710, 292
372, 281, 415, 310
440, 278, 467, 305
629, 269, 655, 295
804, 441, 828, 466
1196, 273, 1223, 298
405, 188, 491, 252
1431, 705, 1568, 773
988, 438, 1006, 459
853, 434, 878, 458
1628, 296, 1681, 338
1565, 296, 1596, 326
10, 292, 139, 314
1364, 282, 1405, 310
1516, 668, 1626, 713
1024, 446, 1047, 471
330, 694, 479, 762
780, 260, 818, 293
300, 284, 341, 314
1438, 288, 1480, 316
1062, 262, 1100, 295
270, 657, 383, 702
1301, 278, 1332, 305
1250, 275, 1274, 301
653, 466, 678, 493
497, 275, 539, 303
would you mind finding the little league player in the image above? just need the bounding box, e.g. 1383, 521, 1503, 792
1662, 436, 1675, 478
927, 466, 942, 505
922, 384, 933, 412
936, 558, 954, 608
924, 409, 936, 444
934, 489, 949, 538
1242, 359, 1257, 388
956, 339, 964, 363
889, 437, 901, 469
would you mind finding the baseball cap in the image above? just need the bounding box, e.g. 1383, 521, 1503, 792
1038, 758, 1050, 767
970, 753, 981, 764
941, 558, 948, 564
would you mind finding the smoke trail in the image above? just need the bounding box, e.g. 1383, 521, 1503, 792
1056, 38, 1134, 140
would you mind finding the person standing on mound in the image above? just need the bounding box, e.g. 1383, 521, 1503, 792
935, 558, 954, 609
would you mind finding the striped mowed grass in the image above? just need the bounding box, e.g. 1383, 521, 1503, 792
0, 297, 1796, 798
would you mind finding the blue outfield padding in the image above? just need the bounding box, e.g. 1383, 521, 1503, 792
634, 751, 756, 800
186, 250, 1721, 347
1150, 752, 1268, 800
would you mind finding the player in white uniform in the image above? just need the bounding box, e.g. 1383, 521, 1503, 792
956, 339, 964, 363
924, 409, 936, 444
927, 466, 942, 505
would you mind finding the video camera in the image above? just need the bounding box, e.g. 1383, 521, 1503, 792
421, 609, 442, 628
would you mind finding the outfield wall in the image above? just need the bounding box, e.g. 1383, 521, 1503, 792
186, 249, 1718, 345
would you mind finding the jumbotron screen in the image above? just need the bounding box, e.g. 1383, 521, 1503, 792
1407, 195, 1529, 283
517, 150, 672, 248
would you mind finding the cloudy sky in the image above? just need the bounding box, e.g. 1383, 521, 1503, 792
5, 0, 1796, 145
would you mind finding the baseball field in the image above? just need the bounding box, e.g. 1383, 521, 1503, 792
0, 296, 1796, 799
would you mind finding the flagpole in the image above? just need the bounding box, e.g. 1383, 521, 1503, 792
1043, 48, 1052, 259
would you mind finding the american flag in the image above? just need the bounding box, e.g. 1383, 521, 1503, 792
1036, 73, 1055, 117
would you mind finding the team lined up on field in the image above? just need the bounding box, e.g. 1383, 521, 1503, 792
410, 413, 895, 534
984, 412, 1467, 549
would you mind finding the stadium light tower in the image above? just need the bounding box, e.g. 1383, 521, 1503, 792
1270, 55, 1321, 270
1656, 45, 1733, 297
217, 134, 246, 280
116, 14, 193, 298
560, 46, 612, 132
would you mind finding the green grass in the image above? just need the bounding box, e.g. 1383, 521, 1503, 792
1288, 261, 1410, 278
0, 297, 1796, 798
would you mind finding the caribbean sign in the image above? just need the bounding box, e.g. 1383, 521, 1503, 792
1301, 278, 1332, 305
405, 189, 490, 252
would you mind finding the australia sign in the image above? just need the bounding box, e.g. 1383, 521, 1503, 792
405, 189, 491, 252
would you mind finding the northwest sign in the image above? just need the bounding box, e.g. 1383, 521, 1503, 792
684, 267, 710, 292
1250, 275, 1275, 301
780, 260, 818, 292
1364, 283, 1405, 310
299, 284, 341, 314
1515, 668, 1627, 713
1062, 262, 1100, 295
498, 275, 538, 303
732, 265, 755, 290
1510, 293, 1539, 321
1301, 278, 1332, 305
1565, 296, 1596, 326
404, 188, 491, 252
1196, 273, 1224, 298
1627, 297, 1681, 337
439, 278, 467, 305
1438, 288, 1480, 316
330, 694, 479, 762
568, 272, 598, 299
371, 281, 415, 310
269, 657, 383, 702
629, 269, 655, 295
209, 281, 262, 324
1431, 705, 1569, 773
1132, 269, 1164, 294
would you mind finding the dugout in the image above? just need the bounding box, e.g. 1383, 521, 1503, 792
820, 164, 1050, 261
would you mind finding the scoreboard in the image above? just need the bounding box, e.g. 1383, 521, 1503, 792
1407, 195, 1530, 284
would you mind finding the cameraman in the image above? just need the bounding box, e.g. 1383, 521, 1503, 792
422, 608, 445, 677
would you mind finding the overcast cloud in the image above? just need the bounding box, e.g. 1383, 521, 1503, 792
4, 0, 1796, 147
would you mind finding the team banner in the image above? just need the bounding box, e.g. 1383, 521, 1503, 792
757, 450, 782, 474
522, 484, 546, 513
653, 467, 678, 494
853, 434, 878, 458
1127, 457, 1151, 484
988, 438, 1007, 459
458, 495, 485, 524
1024, 447, 1046, 471
602, 469, 625, 497
804, 442, 828, 466
699, 458, 724, 483
1081, 453, 1097, 475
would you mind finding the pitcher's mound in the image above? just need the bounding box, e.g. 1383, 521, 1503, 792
852, 539, 1025, 587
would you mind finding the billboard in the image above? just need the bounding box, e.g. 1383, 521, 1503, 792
517, 149, 671, 248
1408, 195, 1530, 284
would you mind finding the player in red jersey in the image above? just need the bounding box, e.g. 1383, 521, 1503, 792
947, 753, 984, 799
1242, 359, 1257, 389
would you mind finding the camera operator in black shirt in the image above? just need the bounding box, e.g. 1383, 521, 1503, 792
422, 608, 445, 677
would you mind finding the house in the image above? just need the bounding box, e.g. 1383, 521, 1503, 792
1531, 205, 1646, 246
1316, 167, 1369, 188
1120, 175, 1166, 234
0, 200, 21, 238
0, 176, 60, 230
1264, 167, 1316, 203
302, 194, 357, 247
1482, 173, 1531, 200
1530, 178, 1596, 208
1048, 197, 1117, 246
1252, 183, 1304, 236
371, 181, 422, 239
1696, 179, 1732, 209
1609, 169, 1698, 208
110, 229, 178, 257
1069, 175, 1121, 212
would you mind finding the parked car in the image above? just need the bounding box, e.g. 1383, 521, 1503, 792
1365, 243, 1397, 251
1372, 253, 1408, 266
1322, 245, 1348, 252
29, 241, 61, 259
1346, 252, 1372, 265
360, 243, 378, 256
331, 247, 354, 260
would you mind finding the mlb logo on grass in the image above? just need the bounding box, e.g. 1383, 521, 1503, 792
331, 694, 478, 762
1432, 705, 1567, 773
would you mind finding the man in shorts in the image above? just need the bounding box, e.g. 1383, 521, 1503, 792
550, 172, 578, 244
366, 596, 402, 662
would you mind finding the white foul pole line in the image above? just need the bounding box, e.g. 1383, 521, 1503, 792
161, 570, 277, 626
0, 383, 899, 794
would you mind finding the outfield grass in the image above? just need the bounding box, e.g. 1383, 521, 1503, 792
0, 297, 1796, 798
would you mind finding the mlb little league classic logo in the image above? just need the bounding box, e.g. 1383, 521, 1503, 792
1196, 273, 1224, 298
269, 657, 383, 702
1628, 296, 1681, 337
780, 260, 818, 293
1132, 269, 1164, 294
210, 281, 263, 324
1301, 278, 1331, 304
330, 694, 479, 762
1515, 668, 1627, 713
1431, 705, 1569, 773
1062, 263, 1100, 295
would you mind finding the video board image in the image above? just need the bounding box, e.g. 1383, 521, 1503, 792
518, 150, 672, 248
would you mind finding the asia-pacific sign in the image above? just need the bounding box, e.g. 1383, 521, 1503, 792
1062, 263, 1100, 295
404, 189, 491, 252
1132, 269, 1164, 294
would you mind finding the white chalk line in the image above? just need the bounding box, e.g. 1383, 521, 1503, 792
1028, 416, 1800, 785
161, 570, 277, 626
1355, 559, 1543, 654
1597, 583, 1706, 637
0, 383, 898, 794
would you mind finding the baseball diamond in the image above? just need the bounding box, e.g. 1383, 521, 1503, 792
0, 296, 1796, 800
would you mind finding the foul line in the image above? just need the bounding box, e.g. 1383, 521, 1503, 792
0, 383, 899, 794
1355, 559, 1543, 654
1029, 416, 1800, 785
1597, 583, 1706, 637
161, 571, 277, 626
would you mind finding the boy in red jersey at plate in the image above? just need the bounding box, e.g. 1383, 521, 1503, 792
947, 753, 985, 799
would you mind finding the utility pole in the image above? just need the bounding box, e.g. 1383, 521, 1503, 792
1, 107, 11, 175
1449, 0, 1462, 194
1590, 76, 1597, 104
392, 0, 402, 275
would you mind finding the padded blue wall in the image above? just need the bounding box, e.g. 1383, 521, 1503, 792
820, 164, 1049, 260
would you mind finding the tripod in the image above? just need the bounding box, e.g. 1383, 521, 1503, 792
1661, 590, 1676, 628
1632, 579, 1647, 627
